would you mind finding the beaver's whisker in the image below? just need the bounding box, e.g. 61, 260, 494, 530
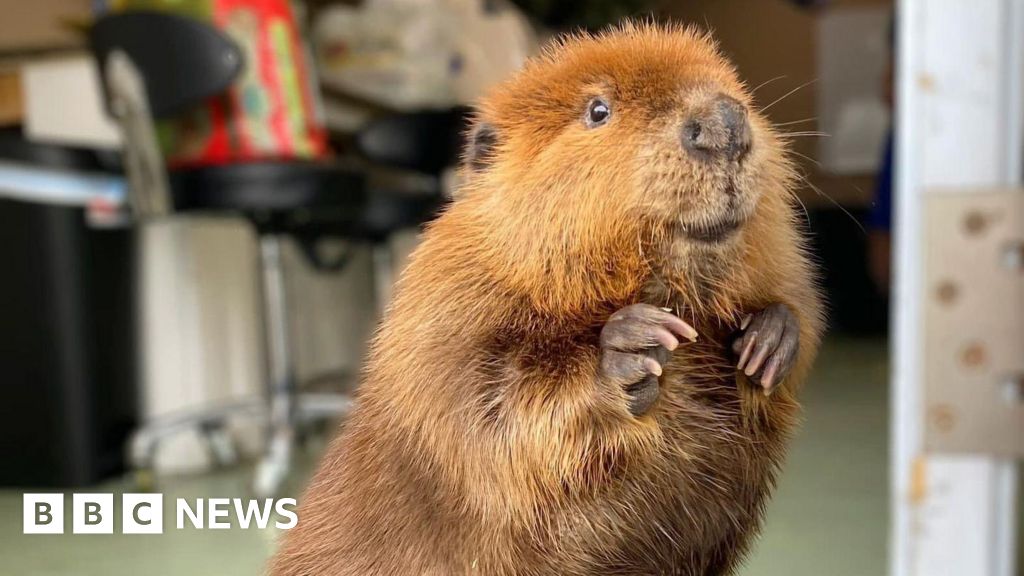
773, 117, 817, 127
791, 187, 812, 230
758, 78, 818, 114
749, 74, 787, 96
787, 149, 824, 168
787, 148, 875, 224
795, 172, 866, 235
777, 131, 830, 138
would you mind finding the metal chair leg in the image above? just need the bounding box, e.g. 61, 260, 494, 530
127, 397, 264, 489
200, 419, 240, 467
252, 236, 359, 496
127, 234, 355, 495
254, 235, 297, 497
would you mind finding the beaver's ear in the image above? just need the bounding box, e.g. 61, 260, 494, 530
464, 122, 498, 172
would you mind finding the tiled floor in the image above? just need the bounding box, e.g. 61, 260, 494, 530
0, 336, 890, 575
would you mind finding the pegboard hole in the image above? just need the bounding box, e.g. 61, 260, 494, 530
961, 343, 987, 368
935, 281, 958, 304
963, 211, 988, 236
1002, 240, 1024, 271
1002, 376, 1024, 404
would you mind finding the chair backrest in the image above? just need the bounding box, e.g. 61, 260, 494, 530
89, 11, 245, 217
355, 108, 472, 176
90, 11, 243, 119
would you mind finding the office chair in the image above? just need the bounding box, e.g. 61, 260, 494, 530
91, 10, 365, 496
351, 107, 469, 303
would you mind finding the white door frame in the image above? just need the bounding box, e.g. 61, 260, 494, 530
892, 1, 1021, 575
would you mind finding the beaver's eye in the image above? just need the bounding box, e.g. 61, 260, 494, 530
585, 98, 612, 128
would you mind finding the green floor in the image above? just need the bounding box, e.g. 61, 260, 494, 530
0, 336, 890, 576
744, 336, 889, 576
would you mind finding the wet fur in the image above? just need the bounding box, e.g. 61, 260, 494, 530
270, 22, 824, 576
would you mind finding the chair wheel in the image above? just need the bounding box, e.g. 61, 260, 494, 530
253, 432, 292, 498
254, 457, 287, 499
203, 424, 240, 468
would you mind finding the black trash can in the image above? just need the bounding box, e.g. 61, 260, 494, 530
0, 131, 137, 487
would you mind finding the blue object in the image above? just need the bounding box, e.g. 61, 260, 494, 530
867, 130, 893, 231
0, 161, 126, 207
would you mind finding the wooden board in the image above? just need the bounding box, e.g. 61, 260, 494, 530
923, 189, 1024, 456
0, 71, 23, 126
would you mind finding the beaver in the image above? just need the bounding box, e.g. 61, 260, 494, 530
270, 22, 824, 576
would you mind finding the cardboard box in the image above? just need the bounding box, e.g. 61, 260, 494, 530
0, 1, 93, 55
23, 55, 121, 149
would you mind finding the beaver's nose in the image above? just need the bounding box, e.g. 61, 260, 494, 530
681, 95, 751, 161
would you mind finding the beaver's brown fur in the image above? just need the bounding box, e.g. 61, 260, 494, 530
270, 22, 824, 576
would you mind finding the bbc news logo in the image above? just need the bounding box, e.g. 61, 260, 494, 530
24, 494, 297, 534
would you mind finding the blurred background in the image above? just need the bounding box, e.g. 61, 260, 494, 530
0, 0, 1019, 575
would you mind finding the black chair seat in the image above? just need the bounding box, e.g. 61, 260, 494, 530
356, 189, 446, 242
355, 108, 471, 176
168, 161, 444, 240
170, 161, 366, 231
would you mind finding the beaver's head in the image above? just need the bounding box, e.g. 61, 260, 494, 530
455, 22, 794, 315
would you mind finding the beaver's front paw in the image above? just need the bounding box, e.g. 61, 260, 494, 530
732, 303, 799, 396
599, 304, 698, 416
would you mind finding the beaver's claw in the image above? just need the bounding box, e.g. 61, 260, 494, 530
599, 304, 698, 416
732, 303, 799, 395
